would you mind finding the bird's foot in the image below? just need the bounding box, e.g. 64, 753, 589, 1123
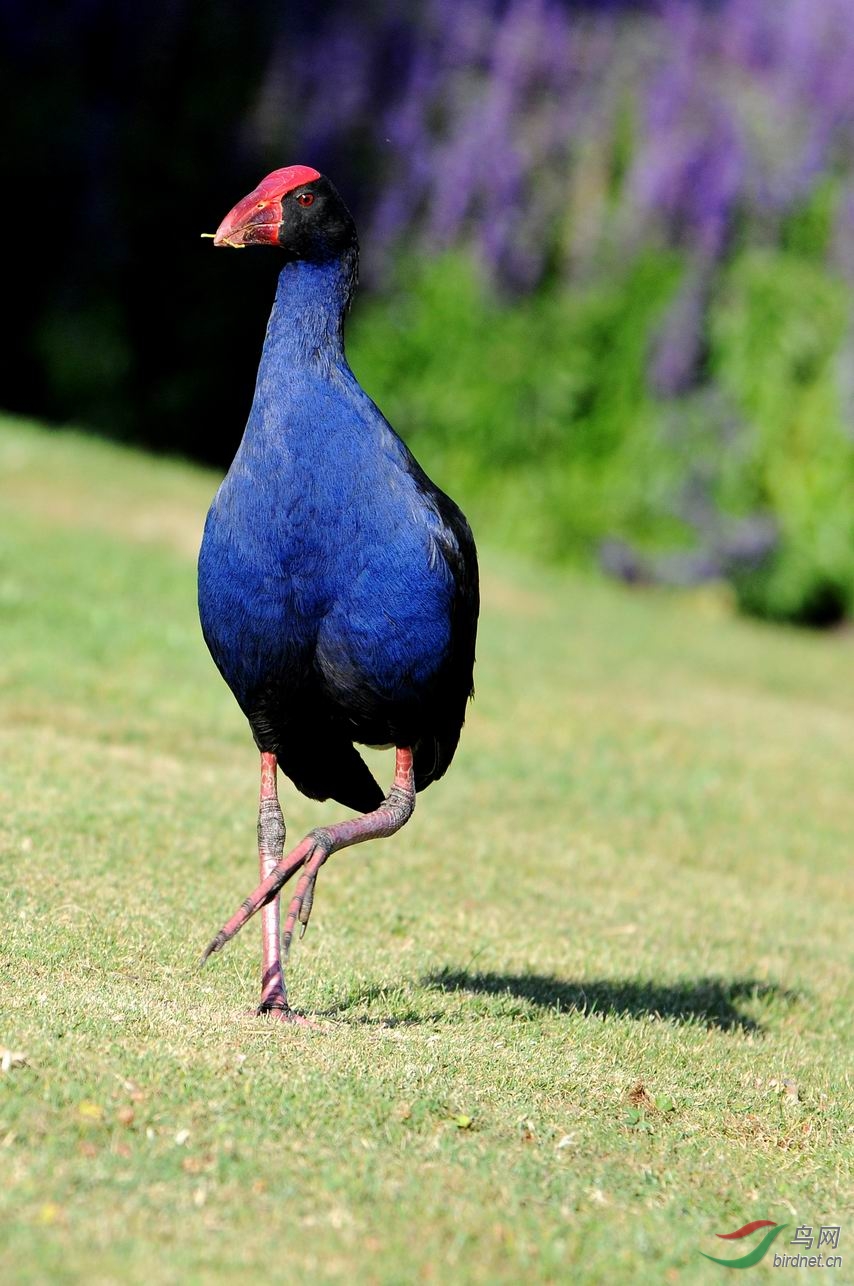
201, 830, 331, 966
251, 998, 318, 1027
201, 750, 416, 966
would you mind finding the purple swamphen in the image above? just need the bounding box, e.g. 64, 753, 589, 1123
198, 167, 479, 1021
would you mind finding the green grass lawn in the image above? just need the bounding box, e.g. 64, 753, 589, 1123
0, 416, 852, 1284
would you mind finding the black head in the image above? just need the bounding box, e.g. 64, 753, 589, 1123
211, 166, 357, 263
277, 175, 357, 264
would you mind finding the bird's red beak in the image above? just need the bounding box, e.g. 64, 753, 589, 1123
211, 165, 322, 248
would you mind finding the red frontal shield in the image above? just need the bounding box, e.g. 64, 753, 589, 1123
213, 166, 322, 247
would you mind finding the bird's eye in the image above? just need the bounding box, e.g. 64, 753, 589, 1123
296, 192, 315, 208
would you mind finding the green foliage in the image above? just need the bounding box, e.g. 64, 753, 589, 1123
350, 247, 854, 625
351, 252, 686, 562
711, 249, 854, 624
780, 177, 840, 260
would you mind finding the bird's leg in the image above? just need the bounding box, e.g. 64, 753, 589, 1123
202, 747, 416, 967
255, 752, 289, 1015
280, 748, 415, 958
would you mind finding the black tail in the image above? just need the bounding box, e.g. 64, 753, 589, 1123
276, 729, 384, 814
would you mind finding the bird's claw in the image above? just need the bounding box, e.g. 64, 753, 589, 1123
283, 874, 317, 959
299, 876, 316, 929
282, 840, 329, 960
200, 931, 227, 966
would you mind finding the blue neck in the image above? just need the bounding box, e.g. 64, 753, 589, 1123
234, 251, 360, 467
256, 251, 357, 380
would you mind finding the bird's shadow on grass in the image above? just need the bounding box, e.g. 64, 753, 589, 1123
421, 969, 802, 1034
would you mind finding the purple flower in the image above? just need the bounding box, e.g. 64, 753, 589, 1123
240, 0, 854, 290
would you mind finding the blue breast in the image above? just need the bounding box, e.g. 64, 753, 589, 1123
197, 256, 454, 722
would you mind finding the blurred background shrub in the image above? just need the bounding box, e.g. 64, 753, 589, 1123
3, 0, 853, 624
